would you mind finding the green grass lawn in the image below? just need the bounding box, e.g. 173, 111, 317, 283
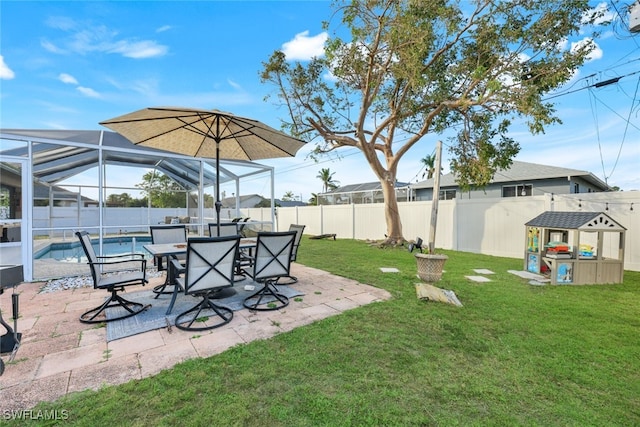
7, 238, 640, 426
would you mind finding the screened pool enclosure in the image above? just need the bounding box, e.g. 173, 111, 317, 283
0, 129, 277, 281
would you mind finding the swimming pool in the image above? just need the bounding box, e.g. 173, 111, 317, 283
35, 236, 153, 263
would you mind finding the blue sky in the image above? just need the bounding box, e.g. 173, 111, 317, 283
1, 1, 639, 202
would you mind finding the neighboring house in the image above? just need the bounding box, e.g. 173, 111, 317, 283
410, 161, 611, 201
35, 184, 98, 207
276, 199, 308, 207
0, 161, 98, 208
221, 194, 307, 208
318, 181, 410, 205
220, 194, 265, 209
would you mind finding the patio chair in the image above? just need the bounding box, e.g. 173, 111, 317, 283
208, 222, 239, 237
149, 224, 187, 296
276, 224, 305, 285
172, 236, 240, 331
209, 222, 251, 280
408, 237, 424, 253
242, 231, 296, 311
237, 217, 251, 237
75, 231, 148, 324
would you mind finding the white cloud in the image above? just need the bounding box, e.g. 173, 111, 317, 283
41, 39, 66, 54
108, 40, 168, 58
42, 17, 168, 59
323, 70, 338, 82
156, 25, 172, 33
227, 79, 242, 90
42, 121, 71, 130
581, 2, 616, 26
77, 86, 101, 98
556, 38, 569, 51
129, 79, 159, 96
59, 73, 78, 85
281, 31, 328, 60
45, 16, 77, 31
571, 37, 603, 61
0, 55, 15, 79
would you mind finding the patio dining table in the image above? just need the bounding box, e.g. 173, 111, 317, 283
143, 237, 257, 315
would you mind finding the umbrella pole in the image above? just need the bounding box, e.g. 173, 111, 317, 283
215, 138, 221, 236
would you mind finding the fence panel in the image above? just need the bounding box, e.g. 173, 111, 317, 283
32, 191, 640, 271
274, 191, 639, 271
454, 197, 546, 257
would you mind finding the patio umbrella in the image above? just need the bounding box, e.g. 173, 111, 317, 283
100, 107, 306, 234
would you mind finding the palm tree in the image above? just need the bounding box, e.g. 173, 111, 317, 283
317, 168, 340, 193
421, 154, 436, 180
281, 191, 295, 201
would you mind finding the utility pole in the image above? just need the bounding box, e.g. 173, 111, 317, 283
428, 140, 442, 254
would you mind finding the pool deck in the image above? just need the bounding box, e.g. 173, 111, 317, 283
0, 263, 392, 412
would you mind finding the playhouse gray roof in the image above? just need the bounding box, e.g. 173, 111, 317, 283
525, 211, 626, 231
410, 161, 610, 191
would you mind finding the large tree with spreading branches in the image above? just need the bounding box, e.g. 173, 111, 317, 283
261, 0, 603, 245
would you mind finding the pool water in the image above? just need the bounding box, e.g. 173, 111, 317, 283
35, 236, 153, 263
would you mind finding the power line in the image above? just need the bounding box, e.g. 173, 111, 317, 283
549, 57, 640, 98
543, 68, 640, 100
607, 75, 640, 179
588, 86, 607, 186
588, 82, 640, 132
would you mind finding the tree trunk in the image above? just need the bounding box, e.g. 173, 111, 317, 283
381, 178, 403, 245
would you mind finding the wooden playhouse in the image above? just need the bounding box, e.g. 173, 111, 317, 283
524, 211, 626, 285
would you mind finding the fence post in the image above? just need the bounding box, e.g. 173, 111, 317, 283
352, 203, 356, 239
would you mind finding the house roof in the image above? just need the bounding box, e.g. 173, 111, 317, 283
322, 181, 409, 195
220, 194, 263, 207
220, 194, 307, 207
409, 161, 610, 191
525, 211, 626, 231
276, 200, 308, 207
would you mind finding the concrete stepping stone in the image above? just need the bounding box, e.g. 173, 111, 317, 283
465, 275, 492, 282
507, 270, 546, 281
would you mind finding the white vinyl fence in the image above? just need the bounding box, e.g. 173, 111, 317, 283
31, 191, 639, 272
275, 191, 639, 272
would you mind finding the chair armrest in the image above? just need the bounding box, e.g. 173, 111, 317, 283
96, 253, 145, 261
90, 258, 147, 271
170, 258, 186, 276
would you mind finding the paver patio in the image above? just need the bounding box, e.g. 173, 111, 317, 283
0, 264, 391, 412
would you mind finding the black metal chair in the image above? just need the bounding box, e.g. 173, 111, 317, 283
237, 217, 251, 237
75, 231, 148, 324
172, 236, 240, 331
276, 224, 305, 285
408, 237, 424, 253
149, 225, 187, 296
242, 231, 296, 311
208, 222, 239, 237
209, 222, 252, 281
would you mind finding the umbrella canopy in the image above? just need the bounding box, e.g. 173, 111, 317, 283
100, 107, 306, 232
99, 106, 305, 160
